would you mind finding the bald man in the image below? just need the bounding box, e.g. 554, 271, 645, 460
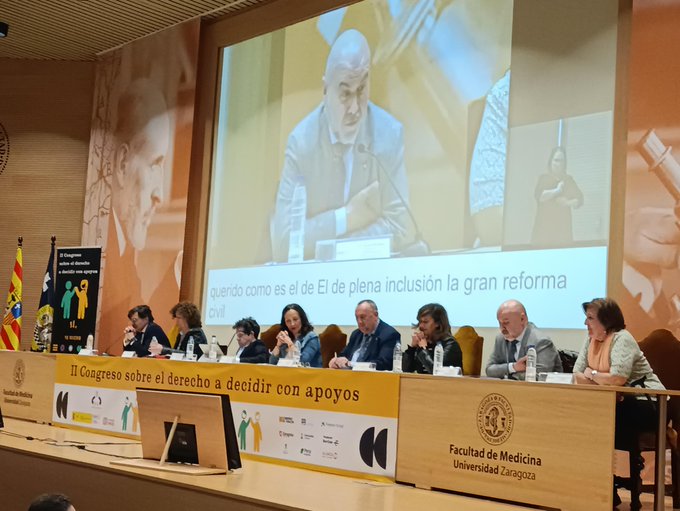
485, 299, 562, 380
271, 29, 412, 261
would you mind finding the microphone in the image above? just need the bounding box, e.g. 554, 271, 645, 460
357, 144, 430, 257
224, 330, 237, 356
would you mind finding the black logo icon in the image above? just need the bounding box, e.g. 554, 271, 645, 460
359, 427, 388, 469
55, 391, 69, 419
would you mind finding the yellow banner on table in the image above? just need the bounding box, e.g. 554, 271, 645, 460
54, 356, 399, 417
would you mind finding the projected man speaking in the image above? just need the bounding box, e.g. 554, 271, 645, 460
271, 29, 413, 262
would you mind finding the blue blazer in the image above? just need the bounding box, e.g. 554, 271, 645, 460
123, 322, 170, 357
340, 319, 401, 371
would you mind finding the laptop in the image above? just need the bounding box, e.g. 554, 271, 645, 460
198, 344, 230, 356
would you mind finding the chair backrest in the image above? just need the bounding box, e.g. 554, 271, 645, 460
454, 326, 483, 376
259, 324, 280, 352
558, 349, 580, 374
637, 329, 680, 449
639, 329, 680, 392
319, 324, 347, 368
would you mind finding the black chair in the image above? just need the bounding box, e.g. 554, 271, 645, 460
558, 349, 579, 373
618, 329, 680, 511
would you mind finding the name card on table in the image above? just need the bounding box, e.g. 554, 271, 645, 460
545, 373, 574, 384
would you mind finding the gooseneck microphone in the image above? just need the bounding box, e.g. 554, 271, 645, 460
225, 330, 237, 356
357, 144, 430, 257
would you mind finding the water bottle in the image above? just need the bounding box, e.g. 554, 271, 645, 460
293, 340, 302, 366
392, 342, 402, 373
86, 334, 94, 351
185, 335, 195, 361
288, 177, 307, 263
433, 341, 444, 375
208, 335, 218, 361
525, 344, 537, 382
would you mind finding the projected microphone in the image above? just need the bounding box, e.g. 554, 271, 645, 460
357, 144, 430, 257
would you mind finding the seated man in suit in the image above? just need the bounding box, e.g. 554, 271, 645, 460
233, 317, 268, 364
329, 299, 400, 371
122, 304, 170, 357
486, 299, 562, 380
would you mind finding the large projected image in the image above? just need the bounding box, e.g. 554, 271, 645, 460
204, 0, 612, 329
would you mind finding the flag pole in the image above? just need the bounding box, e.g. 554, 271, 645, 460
17, 236, 22, 247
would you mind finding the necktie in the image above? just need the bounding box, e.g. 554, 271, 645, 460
354, 334, 370, 363
507, 340, 519, 363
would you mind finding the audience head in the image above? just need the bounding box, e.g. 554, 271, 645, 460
233, 317, 260, 348
170, 301, 202, 333
496, 299, 528, 341
127, 304, 154, 332
28, 494, 75, 511
323, 29, 371, 145
414, 303, 451, 342
355, 299, 379, 335
279, 303, 313, 339
582, 297, 626, 341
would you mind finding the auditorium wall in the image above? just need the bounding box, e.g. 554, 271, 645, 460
0, 59, 94, 350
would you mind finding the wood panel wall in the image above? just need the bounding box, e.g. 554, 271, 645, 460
0, 59, 94, 350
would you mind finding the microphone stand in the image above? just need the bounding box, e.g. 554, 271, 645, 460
357, 144, 430, 257
224, 330, 237, 356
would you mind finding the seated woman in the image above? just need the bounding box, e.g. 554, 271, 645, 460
149, 301, 206, 358
402, 303, 463, 374
573, 298, 665, 506
269, 304, 322, 368
122, 305, 170, 357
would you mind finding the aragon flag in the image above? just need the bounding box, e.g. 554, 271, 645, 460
1, 242, 23, 351
32, 238, 56, 352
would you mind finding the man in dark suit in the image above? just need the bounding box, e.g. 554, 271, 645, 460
485, 299, 562, 380
122, 304, 170, 357
329, 299, 400, 371
233, 317, 268, 364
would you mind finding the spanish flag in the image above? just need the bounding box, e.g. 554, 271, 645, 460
1, 244, 23, 351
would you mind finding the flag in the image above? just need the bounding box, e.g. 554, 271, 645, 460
1, 245, 23, 350
32, 240, 55, 352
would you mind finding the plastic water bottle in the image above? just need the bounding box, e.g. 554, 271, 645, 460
293, 340, 302, 366
185, 335, 195, 361
288, 177, 307, 263
526, 344, 537, 382
208, 335, 218, 361
392, 342, 402, 373
86, 334, 94, 351
433, 341, 444, 375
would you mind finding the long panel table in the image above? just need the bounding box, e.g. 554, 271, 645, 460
1, 351, 677, 510
0, 417, 537, 511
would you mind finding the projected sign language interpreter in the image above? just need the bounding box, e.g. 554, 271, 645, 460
271, 29, 416, 262
623, 129, 680, 327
